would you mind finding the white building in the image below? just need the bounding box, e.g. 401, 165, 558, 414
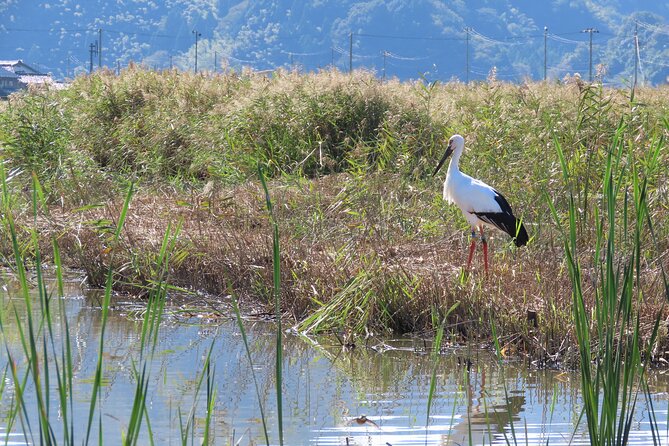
0, 60, 64, 97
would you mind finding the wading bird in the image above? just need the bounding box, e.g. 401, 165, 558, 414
433, 134, 528, 273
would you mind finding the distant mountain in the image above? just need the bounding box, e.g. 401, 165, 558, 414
1, 1, 668, 85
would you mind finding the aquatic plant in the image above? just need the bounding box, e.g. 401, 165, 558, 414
553, 120, 665, 445
0, 171, 219, 444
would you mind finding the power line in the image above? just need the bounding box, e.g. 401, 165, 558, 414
469, 28, 519, 46
5, 25, 638, 42
2, 23, 657, 84
332, 45, 347, 55
640, 57, 669, 68
281, 50, 328, 57
548, 33, 582, 45
634, 19, 669, 36
544, 26, 548, 81
470, 68, 522, 78
357, 32, 465, 42
98, 28, 102, 68
383, 51, 428, 61
633, 23, 639, 92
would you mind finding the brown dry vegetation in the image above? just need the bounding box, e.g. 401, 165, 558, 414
2, 67, 669, 366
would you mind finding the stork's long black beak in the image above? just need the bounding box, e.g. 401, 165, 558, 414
432, 143, 453, 177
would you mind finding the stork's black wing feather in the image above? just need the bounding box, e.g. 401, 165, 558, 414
492, 190, 513, 215
473, 191, 529, 247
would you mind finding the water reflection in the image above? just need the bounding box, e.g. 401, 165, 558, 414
0, 277, 667, 445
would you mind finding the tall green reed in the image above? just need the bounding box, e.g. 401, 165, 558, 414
0, 172, 217, 445
258, 164, 284, 446
226, 164, 283, 446
126, 219, 186, 445
425, 303, 458, 440
231, 294, 271, 445
0, 164, 75, 445
85, 181, 134, 445
178, 341, 216, 446
551, 122, 662, 445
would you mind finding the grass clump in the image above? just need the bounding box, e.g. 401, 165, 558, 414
554, 120, 665, 444
0, 171, 220, 444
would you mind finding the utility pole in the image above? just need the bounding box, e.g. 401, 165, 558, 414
192, 29, 201, 73
89, 41, 97, 74
382, 51, 387, 81
581, 27, 599, 82
214, 51, 217, 72
349, 32, 353, 74
98, 28, 102, 68
465, 27, 471, 83
116, 60, 120, 75
543, 26, 548, 81
633, 22, 639, 91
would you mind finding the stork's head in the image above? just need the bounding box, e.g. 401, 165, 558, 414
432, 134, 464, 176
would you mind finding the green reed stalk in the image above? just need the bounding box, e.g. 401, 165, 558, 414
425, 302, 458, 442
178, 341, 215, 445
0, 167, 54, 444
258, 163, 284, 446
0, 168, 82, 445
0, 170, 215, 445
125, 362, 150, 445
552, 123, 661, 445
34, 173, 76, 445
125, 222, 182, 445
546, 381, 559, 445
139, 220, 181, 359
85, 182, 135, 445
203, 358, 217, 445
425, 320, 444, 439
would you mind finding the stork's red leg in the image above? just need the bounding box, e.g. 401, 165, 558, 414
480, 228, 489, 274
466, 230, 476, 271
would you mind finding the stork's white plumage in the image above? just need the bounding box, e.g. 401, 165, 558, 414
433, 134, 528, 272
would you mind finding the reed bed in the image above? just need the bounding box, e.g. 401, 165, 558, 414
1, 67, 669, 367
0, 172, 219, 444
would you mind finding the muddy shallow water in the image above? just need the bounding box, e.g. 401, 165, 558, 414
1, 276, 669, 445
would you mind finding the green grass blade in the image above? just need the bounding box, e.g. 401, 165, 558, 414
258, 163, 284, 446
85, 182, 135, 445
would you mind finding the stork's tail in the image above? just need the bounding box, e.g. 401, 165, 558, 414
513, 220, 529, 247
473, 211, 529, 247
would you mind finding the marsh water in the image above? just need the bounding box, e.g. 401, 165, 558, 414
1, 276, 669, 445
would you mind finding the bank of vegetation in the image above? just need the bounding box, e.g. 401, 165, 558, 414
1, 66, 668, 365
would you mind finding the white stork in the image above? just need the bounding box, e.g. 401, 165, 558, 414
433, 134, 528, 273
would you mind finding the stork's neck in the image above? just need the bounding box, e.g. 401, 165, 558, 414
448, 147, 463, 174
